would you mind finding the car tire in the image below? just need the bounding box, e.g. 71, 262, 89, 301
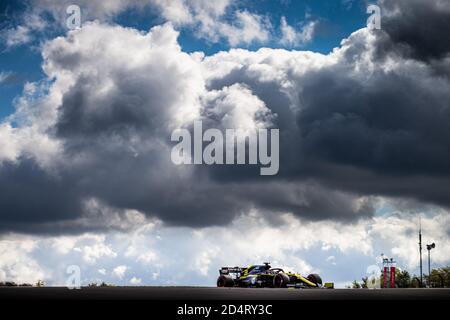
307, 273, 323, 286
273, 273, 289, 288
217, 275, 234, 287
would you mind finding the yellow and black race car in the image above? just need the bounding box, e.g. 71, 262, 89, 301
217, 262, 333, 289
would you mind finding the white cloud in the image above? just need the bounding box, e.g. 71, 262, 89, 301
326, 256, 337, 266
1, 209, 449, 287
1, 80, 62, 168
98, 268, 107, 275
3, 26, 32, 47
203, 83, 275, 130
130, 276, 142, 285
217, 11, 271, 46
136, 252, 158, 264
151, 0, 194, 25
1, 21, 205, 171
370, 212, 450, 269
0, 236, 45, 284
1, 11, 47, 48
148, 2, 271, 46
42, 21, 204, 129
26, 0, 269, 47
82, 241, 117, 264
50, 236, 81, 254
0, 71, 13, 84
112, 265, 128, 280
280, 17, 317, 47
0, 124, 21, 164
48, 233, 118, 263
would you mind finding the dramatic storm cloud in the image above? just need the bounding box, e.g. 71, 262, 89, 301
378, 0, 450, 62
1, 0, 450, 288
1, 0, 450, 234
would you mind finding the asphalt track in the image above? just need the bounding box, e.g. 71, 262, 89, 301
1, 287, 449, 300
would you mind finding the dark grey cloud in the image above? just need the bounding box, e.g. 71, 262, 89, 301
379, 0, 450, 62
0, 158, 82, 232
1, 0, 450, 234
198, 1, 450, 214
297, 67, 450, 176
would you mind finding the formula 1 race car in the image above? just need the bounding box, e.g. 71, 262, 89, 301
217, 262, 333, 289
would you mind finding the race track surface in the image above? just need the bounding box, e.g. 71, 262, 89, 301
1, 287, 449, 300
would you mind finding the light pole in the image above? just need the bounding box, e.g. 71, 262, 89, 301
419, 217, 423, 287
426, 243, 435, 287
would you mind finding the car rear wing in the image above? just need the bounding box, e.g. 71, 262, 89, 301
219, 267, 243, 275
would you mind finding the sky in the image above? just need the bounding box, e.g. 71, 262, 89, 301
0, 0, 450, 287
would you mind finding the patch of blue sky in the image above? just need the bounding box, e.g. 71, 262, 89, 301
0, 0, 371, 120
0, 47, 44, 119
